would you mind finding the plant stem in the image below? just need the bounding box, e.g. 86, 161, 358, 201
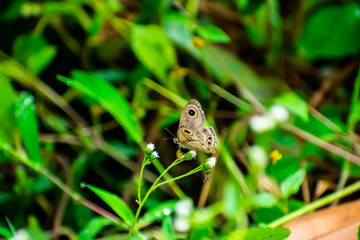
267, 180, 360, 227
138, 157, 147, 202
128, 158, 183, 239
155, 165, 203, 188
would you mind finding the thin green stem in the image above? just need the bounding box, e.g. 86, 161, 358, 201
267, 180, 360, 227
155, 165, 203, 188
138, 157, 147, 202
128, 158, 183, 239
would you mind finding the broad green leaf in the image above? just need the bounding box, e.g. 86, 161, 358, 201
27, 45, 57, 75
243, 192, 278, 208
137, 200, 178, 228
131, 24, 177, 82
299, 2, 360, 59
253, 206, 284, 224
161, 215, 175, 240
227, 226, 290, 240
0, 226, 12, 238
274, 92, 309, 121
196, 24, 231, 43
83, 183, 134, 226
15, 92, 42, 164
79, 217, 114, 240
13, 34, 57, 75
280, 169, 306, 199
57, 71, 143, 145
0, 74, 18, 145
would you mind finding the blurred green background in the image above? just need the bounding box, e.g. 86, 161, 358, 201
0, 0, 360, 239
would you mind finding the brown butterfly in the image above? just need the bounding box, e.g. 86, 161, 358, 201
173, 99, 217, 155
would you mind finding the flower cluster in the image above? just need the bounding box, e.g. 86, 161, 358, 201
145, 143, 159, 164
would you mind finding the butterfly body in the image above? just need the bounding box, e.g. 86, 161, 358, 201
174, 99, 217, 155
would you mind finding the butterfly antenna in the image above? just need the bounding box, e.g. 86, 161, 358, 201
164, 128, 176, 138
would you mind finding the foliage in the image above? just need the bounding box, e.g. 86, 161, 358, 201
0, 0, 359, 239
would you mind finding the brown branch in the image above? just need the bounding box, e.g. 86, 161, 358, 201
282, 123, 360, 165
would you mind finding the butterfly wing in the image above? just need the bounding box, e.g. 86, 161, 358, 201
177, 126, 216, 154
178, 99, 205, 130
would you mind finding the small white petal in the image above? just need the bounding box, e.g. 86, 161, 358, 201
249, 115, 276, 133
269, 105, 289, 123
152, 151, 159, 158
247, 145, 268, 169
189, 150, 197, 158
175, 199, 193, 216
174, 217, 190, 232
147, 143, 155, 151
208, 157, 216, 168
163, 208, 171, 216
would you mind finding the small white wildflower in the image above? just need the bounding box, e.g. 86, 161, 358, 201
247, 145, 268, 170
189, 150, 197, 158
269, 105, 289, 123
9, 229, 30, 240
249, 115, 276, 133
175, 199, 193, 216
174, 217, 190, 232
147, 143, 155, 151
152, 151, 159, 158
163, 207, 172, 216
207, 157, 216, 168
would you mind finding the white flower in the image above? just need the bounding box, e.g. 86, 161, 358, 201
207, 157, 216, 168
174, 217, 190, 232
189, 150, 197, 158
163, 207, 172, 216
146, 143, 155, 151
152, 151, 159, 158
247, 145, 268, 170
269, 105, 289, 123
249, 114, 276, 133
9, 229, 30, 240
175, 199, 193, 216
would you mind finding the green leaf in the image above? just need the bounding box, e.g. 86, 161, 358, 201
131, 24, 177, 82
161, 215, 175, 240
0, 226, 12, 238
0, 74, 18, 145
196, 24, 231, 43
57, 71, 143, 145
27, 45, 57, 75
227, 226, 290, 240
280, 169, 306, 199
15, 92, 42, 164
79, 217, 114, 240
253, 206, 284, 224
83, 183, 134, 226
13, 34, 57, 75
274, 92, 309, 121
243, 192, 278, 208
299, 2, 360, 59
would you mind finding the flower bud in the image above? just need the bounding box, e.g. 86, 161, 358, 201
203, 157, 216, 170
183, 150, 197, 160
